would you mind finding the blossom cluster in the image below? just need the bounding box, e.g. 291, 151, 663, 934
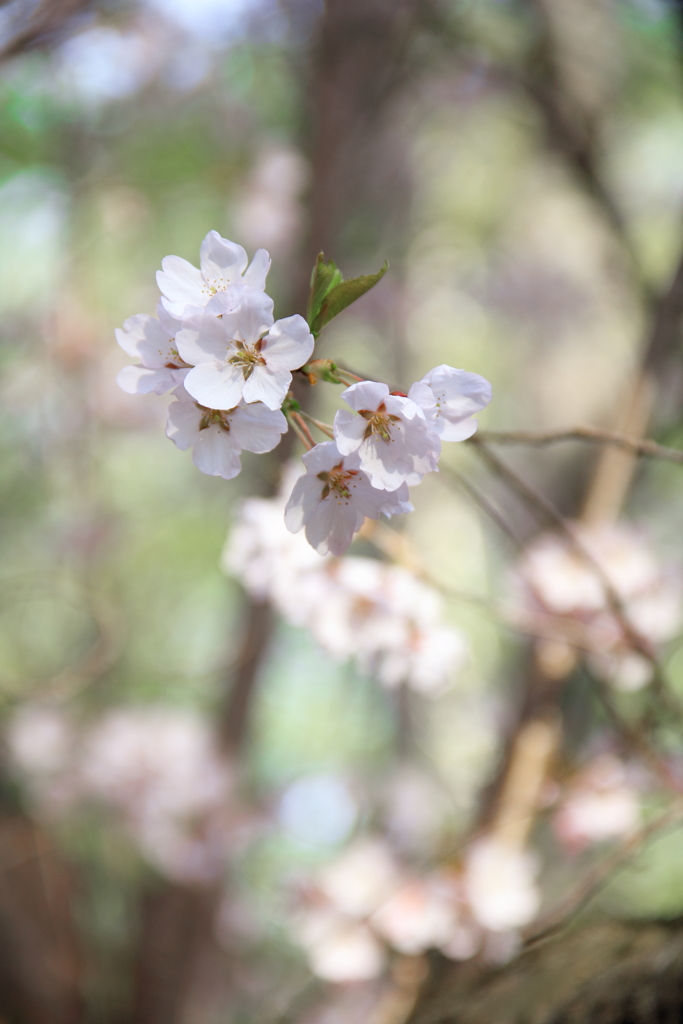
224, 466, 467, 695
6, 705, 251, 884
511, 522, 682, 690
290, 836, 540, 983
116, 232, 491, 553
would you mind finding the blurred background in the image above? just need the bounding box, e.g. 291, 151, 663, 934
2, 0, 683, 1021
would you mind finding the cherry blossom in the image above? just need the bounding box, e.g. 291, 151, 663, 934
334, 380, 440, 490
177, 290, 313, 411
284, 442, 413, 555
554, 755, 640, 852
408, 364, 491, 441
157, 230, 271, 318
462, 838, 540, 932
116, 302, 189, 395
166, 386, 287, 480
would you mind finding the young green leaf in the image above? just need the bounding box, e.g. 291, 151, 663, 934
307, 253, 343, 328
310, 262, 388, 337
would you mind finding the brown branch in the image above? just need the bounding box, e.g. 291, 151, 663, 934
476, 427, 683, 465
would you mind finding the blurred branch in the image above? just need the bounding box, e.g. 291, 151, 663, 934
0, 0, 96, 60
476, 427, 683, 465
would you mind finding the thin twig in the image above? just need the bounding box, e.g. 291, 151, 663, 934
291, 412, 316, 448
285, 413, 314, 450
296, 410, 335, 439
477, 427, 683, 465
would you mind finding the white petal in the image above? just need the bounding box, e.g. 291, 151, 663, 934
117, 364, 178, 395
285, 474, 326, 533
156, 255, 205, 317
334, 409, 367, 454
156, 301, 184, 336
219, 289, 275, 346
115, 314, 168, 363
437, 417, 479, 442
261, 315, 314, 371
228, 403, 287, 453
305, 499, 364, 556
184, 362, 245, 410
176, 315, 231, 365
199, 231, 247, 286
341, 380, 389, 412
242, 366, 291, 410
301, 441, 347, 475
166, 398, 201, 450
407, 381, 437, 412
243, 248, 271, 290
192, 426, 243, 479
205, 285, 273, 319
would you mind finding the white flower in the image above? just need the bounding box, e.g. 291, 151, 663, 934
463, 838, 540, 932
371, 874, 460, 955
157, 230, 271, 318
294, 908, 386, 982
317, 838, 403, 918
377, 623, 467, 696
166, 386, 287, 480
115, 302, 189, 395
554, 755, 640, 852
284, 442, 413, 556
177, 291, 313, 411
334, 380, 441, 491
409, 365, 491, 442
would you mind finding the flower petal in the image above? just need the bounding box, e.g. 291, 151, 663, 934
228, 403, 287, 453
199, 231, 248, 286
242, 366, 291, 410
243, 248, 271, 290
333, 409, 366, 454
219, 289, 275, 346
176, 315, 231, 365
261, 315, 314, 371
285, 473, 325, 533
157, 255, 205, 317
117, 364, 179, 395
184, 362, 245, 410
192, 426, 243, 479
166, 397, 201, 450
341, 380, 389, 413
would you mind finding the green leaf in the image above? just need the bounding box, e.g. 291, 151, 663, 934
307, 253, 343, 329
310, 262, 388, 337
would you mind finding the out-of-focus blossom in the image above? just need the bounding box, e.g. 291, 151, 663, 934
294, 907, 386, 983
166, 387, 287, 479
6, 705, 72, 777
334, 381, 440, 491
178, 291, 313, 411
512, 522, 682, 690
462, 838, 541, 932
409, 365, 491, 441
370, 874, 460, 955
317, 838, 403, 917
116, 302, 188, 395
284, 442, 413, 555
157, 230, 271, 318
554, 755, 640, 852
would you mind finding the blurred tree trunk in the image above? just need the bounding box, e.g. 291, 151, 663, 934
128, 3, 425, 1023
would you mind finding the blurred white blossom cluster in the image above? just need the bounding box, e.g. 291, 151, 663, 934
290, 836, 540, 983
511, 522, 682, 690
116, 232, 491, 554
552, 753, 641, 853
224, 466, 467, 695
6, 705, 251, 884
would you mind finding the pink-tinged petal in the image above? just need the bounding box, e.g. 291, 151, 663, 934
333, 409, 366, 454
176, 315, 231, 365
421, 366, 492, 412
228, 403, 287, 453
285, 473, 326, 533
261, 315, 314, 371
156, 301, 184, 335
204, 285, 274, 319
301, 441, 347, 475
117, 364, 178, 395
242, 366, 291, 410
184, 362, 245, 410
407, 381, 437, 412
115, 315, 159, 360
219, 290, 275, 346
305, 500, 363, 556
243, 248, 271, 290
384, 394, 423, 420
438, 418, 479, 442
116, 315, 176, 368
380, 484, 414, 516
192, 426, 243, 479
356, 437, 411, 491
199, 231, 248, 286
166, 398, 201, 450
157, 256, 205, 317
341, 380, 389, 413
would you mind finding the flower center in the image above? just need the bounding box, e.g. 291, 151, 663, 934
359, 402, 400, 442
317, 463, 358, 500
198, 406, 233, 432
228, 339, 266, 379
